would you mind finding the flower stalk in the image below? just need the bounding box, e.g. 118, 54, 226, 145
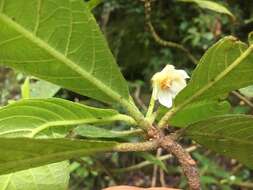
146, 89, 156, 119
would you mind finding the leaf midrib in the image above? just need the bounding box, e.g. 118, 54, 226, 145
0, 13, 123, 103
28, 115, 130, 137
0, 13, 147, 125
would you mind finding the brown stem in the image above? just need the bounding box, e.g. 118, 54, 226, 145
143, 0, 198, 65
145, 126, 200, 189
113, 139, 159, 152
160, 136, 200, 190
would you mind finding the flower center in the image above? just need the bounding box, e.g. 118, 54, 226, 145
160, 78, 172, 90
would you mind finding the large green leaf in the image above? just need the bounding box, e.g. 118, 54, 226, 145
0, 162, 69, 190
157, 101, 231, 127
0, 98, 133, 138
0, 137, 117, 175
74, 125, 142, 138
185, 115, 253, 169
177, 0, 235, 19
170, 101, 231, 127
0, 0, 130, 104
0, 92, 75, 188
175, 36, 253, 108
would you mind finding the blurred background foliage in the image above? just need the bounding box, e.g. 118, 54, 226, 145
1, 0, 253, 189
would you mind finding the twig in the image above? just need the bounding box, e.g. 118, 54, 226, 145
95, 159, 117, 184
143, 0, 198, 65
151, 148, 163, 187
112, 146, 197, 173
134, 85, 148, 111
221, 178, 253, 189
160, 167, 166, 187
160, 136, 200, 190
230, 181, 253, 188
232, 91, 253, 108
231, 163, 243, 174
100, 3, 114, 32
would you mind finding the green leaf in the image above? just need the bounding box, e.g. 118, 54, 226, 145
21, 77, 30, 99
0, 91, 71, 189
185, 115, 253, 169
239, 85, 253, 98
0, 0, 130, 104
30, 80, 60, 98
0, 98, 133, 138
157, 101, 231, 127
177, 0, 235, 19
0, 161, 69, 190
74, 125, 142, 138
175, 36, 253, 110
0, 137, 117, 175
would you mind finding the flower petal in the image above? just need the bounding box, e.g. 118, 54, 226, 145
176, 70, 190, 79
162, 65, 175, 73
158, 89, 173, 108
170, 80, 187, 98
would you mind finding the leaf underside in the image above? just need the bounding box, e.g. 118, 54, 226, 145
0, 137, 117, 175
158, 101, 231, 127
0, 98, 119, 138
175, 37, 253, 105
0, 98, 121, 187
0, 0, 130, 104
0, 161, 69, 190
185, 115, 253, 169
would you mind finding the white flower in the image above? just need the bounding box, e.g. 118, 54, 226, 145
151, 65, 190, 108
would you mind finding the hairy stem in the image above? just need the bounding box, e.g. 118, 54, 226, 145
113, 139, 159, 152
160, 136, 200, 190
